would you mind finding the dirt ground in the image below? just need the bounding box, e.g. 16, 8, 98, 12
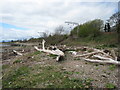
2, 44, 120, 88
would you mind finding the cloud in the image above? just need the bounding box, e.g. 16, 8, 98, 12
0, 0, 118, 41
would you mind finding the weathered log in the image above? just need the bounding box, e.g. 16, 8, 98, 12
34, 46, 64, 56
34, 39, 65, 61
13, 50, 23, 56
56, 56, 60, 61
74, 51, 101, 57
93, 55, 116, 61
83, 58, 120, 65
111, 50, 117, 60
72, 47, 119, 65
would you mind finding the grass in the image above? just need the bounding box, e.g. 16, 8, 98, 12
48, 54, 58, 59
13, 59, 22, 64
33, 51, 41, 55
2, 64, 93, 88
94, 44, 117, 49
74, 58, 81, 60
105, 83, 116, 88
2, 64, 10, 69
108, 65, 116, 71
3, 65, 31, 88
62, 32, 118, 48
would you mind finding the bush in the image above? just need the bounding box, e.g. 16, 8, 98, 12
71, 19, 103, 38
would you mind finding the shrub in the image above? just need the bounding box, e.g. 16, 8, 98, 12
71, 19, 103, 38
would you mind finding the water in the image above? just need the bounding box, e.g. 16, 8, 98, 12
0, 44, 10, 52
0, 44, 10, 47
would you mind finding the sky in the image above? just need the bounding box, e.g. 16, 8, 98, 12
0, 0, 119, 42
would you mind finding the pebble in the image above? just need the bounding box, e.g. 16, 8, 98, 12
76, 65, 79, 67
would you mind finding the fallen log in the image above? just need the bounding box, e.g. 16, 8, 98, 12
93, 55, 116, 61
13, 50, 23, 56
72, 47, 119, 65
34, 46, 64, 56
34, 39, 65, 61
74, 51, 102, 57
83, 58, 120, 65
110, 50, 117, 60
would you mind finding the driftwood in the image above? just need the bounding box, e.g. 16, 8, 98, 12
70, 47, 120, 65
13, 50, 23, 56
93, 55, 116, 61
83, 58, 120, 65
34, 39, 64, 61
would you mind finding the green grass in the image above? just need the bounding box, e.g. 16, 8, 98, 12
3, 65, 93, 88
3, 66, 31, 88
48, 54, 58, 59
105, 83, 116, 88
33, 51, 41, 55
2, 65, 10, 69
13, 59, 22, 64
62, 32, 118, 48
108, 65, 116, 71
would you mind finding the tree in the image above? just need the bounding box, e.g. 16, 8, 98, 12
107, 23, 111, 32
71, 19, 103, 38
107, 12, 120, 32
104, 24, 107, 32
54, 25, 65, 35
108, 12, 119, 26
42, 32, 48, 38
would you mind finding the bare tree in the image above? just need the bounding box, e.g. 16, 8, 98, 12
108, 12, 120, 26
54, 25, 65, 35
42, 32, 48, 38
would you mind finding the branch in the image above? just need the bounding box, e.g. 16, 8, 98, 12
93, 55, 115, 61
34, 46, 64, 56
13, 50, 23, 56
83, 58, 120, 65
34, 39, 65, 61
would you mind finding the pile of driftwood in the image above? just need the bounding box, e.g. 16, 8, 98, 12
34, 39, 65, 61
12, 39, 119, 65
69, 47, 120, 65
12, 40, 65, 61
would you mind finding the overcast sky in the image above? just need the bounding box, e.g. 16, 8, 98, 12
0, 0, 119, 41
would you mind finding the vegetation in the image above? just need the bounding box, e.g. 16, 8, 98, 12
33, 51, 41, 55
13, 59, 22, 64
71, 19, 103, 38
105, 83, 116, 88
3, 64, 93, 88
23, 18, 117, 47
108, 65, 116, 71
2, 12, 119, 88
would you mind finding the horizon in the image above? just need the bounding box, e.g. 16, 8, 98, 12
0, 1, 118, 42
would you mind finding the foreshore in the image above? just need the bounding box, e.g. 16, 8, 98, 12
1, 42, 39, 60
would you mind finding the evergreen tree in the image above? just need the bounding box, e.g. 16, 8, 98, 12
107, 23, 110, 32
104, 24, 107, 32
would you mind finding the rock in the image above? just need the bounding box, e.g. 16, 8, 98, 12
101, 74, 107, 78
76, 65, 79, 68
61, 67, 67, 70
32, 56, 34, 58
